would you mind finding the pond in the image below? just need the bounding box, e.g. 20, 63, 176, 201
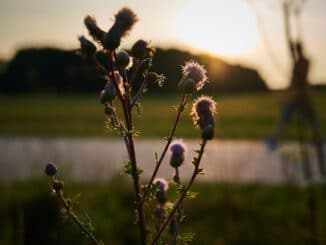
0, 138, 323, 183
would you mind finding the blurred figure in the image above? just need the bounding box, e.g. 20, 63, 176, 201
267, 1, 325, 178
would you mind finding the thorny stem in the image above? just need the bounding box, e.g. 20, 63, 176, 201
108, 52, 147, 245
114, 52, 131, 98
151, 140, 207, 245
105, 102, 131, 159
170, 168, 182, 245
50, 177, 101, 245
107, 53, 124, 103
130, 79, 149, 109
106, 58, 132, 160
140, 94, 188, 206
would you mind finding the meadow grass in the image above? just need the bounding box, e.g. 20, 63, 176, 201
1, 179, 326, 244
0, 91, 325, 139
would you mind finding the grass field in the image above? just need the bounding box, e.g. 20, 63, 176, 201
0, 91, 325, 139
1, 179, 326, 244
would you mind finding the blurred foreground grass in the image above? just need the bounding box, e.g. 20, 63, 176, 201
0, 91, 325, 139
1, 179, 326, 244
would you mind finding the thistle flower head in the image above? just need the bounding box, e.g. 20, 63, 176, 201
84, 15, 105, 43
102, 7, 137, 51
191, 96, 217, 140
154, 178, 169, 204
169, 140, 187, 168
131, 39, 155, 59
182, 60, 208, 90
191, 96, 216, 125
78, 35, 96, 59
114, 7, 138, 36
154, 178, 169, 192
170, 140, 187, 157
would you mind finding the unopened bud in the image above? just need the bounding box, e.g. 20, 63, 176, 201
131, 39, 154, 59
116, 49, 131, 68
45, 162, 57, 176
178, 78, 196, 94
99, 81, 116, 104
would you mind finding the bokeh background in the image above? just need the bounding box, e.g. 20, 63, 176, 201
0, 0, 325, 244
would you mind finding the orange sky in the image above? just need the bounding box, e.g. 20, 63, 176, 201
0, 0, 325, 89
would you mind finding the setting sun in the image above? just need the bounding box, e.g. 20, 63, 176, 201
175, 0, 258, 58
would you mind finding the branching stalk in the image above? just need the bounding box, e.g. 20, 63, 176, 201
151, 140, 207, 244
140, 94, 188, 205
50, 177, 101, 245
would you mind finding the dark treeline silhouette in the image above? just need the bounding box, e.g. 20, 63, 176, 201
0, 47, 268, 94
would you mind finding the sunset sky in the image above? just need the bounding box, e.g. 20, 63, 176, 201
0, 0, 325, 89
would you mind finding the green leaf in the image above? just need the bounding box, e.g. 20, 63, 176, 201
192, 157, 198, 166
196, 168, 205, 175
133, 130, 141, 136
176, 184, 186, 195
136, 103, 141, 117
154, 152, 159, 163
137, 168, 144, 175
134, 209, 139, 224
83, 214, 95, 233
178, 232, 195, 244
186, 191, 198, 199
70, 193, 82, 206
123, 162, 143, 176
163, 136, 169, 142
123, 162, 133, 175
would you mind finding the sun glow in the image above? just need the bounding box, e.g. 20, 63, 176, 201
176, 0, 258, 58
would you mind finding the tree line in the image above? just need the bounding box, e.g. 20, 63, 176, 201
0, 47, 268, 94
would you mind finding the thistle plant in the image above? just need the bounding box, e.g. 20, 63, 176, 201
45, 7, 217, 245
